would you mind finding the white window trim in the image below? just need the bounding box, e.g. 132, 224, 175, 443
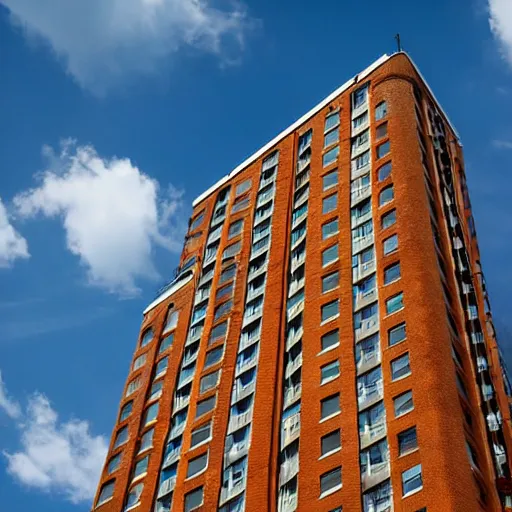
402, 485, 423, 499
321, 373, 340, 386
319, 446, 341, 460
320, 410, 341, 424
317, 342, 340, 357
320, 313, 340, 326
319, 482, 342, 499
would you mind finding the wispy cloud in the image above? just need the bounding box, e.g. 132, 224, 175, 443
1, 372, 107, 504
0, 371, 22, 419
0, 0, 255, 94
0, 197, 29, 268
492, 139, 512, 149
14, 140, 185, 297
488, 0, 512, 68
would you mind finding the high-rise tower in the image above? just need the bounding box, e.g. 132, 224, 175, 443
93, 52, 512, 512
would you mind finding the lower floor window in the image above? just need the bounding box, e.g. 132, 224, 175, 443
402, 464, 423, 496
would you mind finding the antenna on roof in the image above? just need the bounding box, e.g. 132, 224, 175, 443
395, 33, 402, 53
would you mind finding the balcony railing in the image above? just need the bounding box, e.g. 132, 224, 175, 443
354, 288, 377, 312
352, 233, 374, 255
278, 492, 298, 512
286, 326, 303, 352
351, 184, 371, 206
285, 354, 303, 380
228, 409, 253, 433
360, 421, 387, 450
361, 461, 390, 492
231, 380, 256, 405
358, 380, 384, 410
283, 383, 302, 410
224, 438, 250, 466
281, 412, 300, 450
157, 476, 177, 498
236, 355, 258, 376
279, 455, 299, 486
353, 259, 376, 283
355, 314, 379, 342
219, 478, 246, 505
357, 350, 381, 375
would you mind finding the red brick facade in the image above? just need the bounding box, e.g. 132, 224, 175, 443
92, 53, 512, 512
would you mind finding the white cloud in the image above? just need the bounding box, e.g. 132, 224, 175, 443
0, 371, 22, 419
1, 0, 252, 94
0, 197, 29, 268
492, 139, 512, 149
3, 388, 107, 504
14, 141, 184, 296
489, 0, 512, 67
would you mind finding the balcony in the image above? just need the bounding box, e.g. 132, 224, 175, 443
281, 413, 301, 450
236, 354, 258, 377
357, 350, 381, 376
182, 347, 199, 367
278, 492, 297, 512
295, 169, 310, 190
163, 448, 181, 468
198, 268, 214, 287
239, 331, 260, 352
353, 259, 376, 283
352, 233, 374, 255
351, 161, 371, 181
177, 367, 195, 388
257, 188, 274, 208
351, 184, 372, 207
355, 314, 379, 343
467, 306, 479, 321
360, 421, 387, 450
286, 326, 303, 352
228, 409, 253, 434
291, 210, 308, 231
294, 188, 309, 209
248, 260, 268, 282
157, 476, 177, 499
361, 462, 390, 492
290, 231, 306, 252
354, 289, 378, 312
358, 380, 384, 411
169, 420, 186, 440
207, 225, 223, 245
250, 240, 270, 261
253, 226, 270, 244
351, 101, 368, 120
352, 115, 369, 136
246, 283, 265, 303
254, 207, 273, 227
352, 209, 373, 229
297, 156, 311, 174
194, 288, 210, 306
363, 481, 392, 512
174, 394, 190, 412
288, 277, 305, 298
186, 323, 203, 346
287, 299, 304, 322
472, 331, 484, 345
290, 251, 306, 274
352, 139, 371, 159
243, 308, 263, 328
279, 456, 299, 486
224, 438, 250, 466
285, 354, 303, 380
210, 211, 226, 228
259, 173, 275, 191
283, 383, 302, 410
219, 478, 246, 506
231, 380, 256, 405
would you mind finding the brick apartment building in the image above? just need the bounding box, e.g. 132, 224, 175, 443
92, 52, 512, 512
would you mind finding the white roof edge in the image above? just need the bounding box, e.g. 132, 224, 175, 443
193, 51, 460, 207
193, 53, 391, 207
143, 271, 194, 315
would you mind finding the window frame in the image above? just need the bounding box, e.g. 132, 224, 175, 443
321, 393, 341, 421
321, 360, 340, 385
322, 192, 338, 214
394, 390, 414, 418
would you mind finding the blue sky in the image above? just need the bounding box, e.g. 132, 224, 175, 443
0, 0, 511, 510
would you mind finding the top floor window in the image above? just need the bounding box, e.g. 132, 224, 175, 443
375, 101, 388, 121
140, 328, 153, 348
353, 85, 368, 109
163, 308, 179, 333
325, 111, 340, 132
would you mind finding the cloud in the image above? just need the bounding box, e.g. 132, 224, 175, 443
0, 371, 22, 419
3, 388, 107, 504
0, 197, 29, 268
14, 141, 184, 297
492, 139, 512, 149
489, 0, 512, 67
1, 0, 253, 94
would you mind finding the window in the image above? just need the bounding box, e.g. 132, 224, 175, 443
320, 466, 342, 496
321, 330, 339, 352
126, 376, 141, 397
114, 426, 129, 448
353, 198, 371, 220
209, 322, 227, 345
159, 334, 174, 354
149, 380, 163, 401
354, 150, 370, 170
216, 283, 233, 301
204, 346, 224, 369
375, 101, 388, 120
125, 482, 144, 510
321, 360, 340, 384
394, 390, 414, 417
381, 209, 396, 229
143, 402, 159, 425
323, 146, 339, 167
398, 426, 418, 455
354, 85, 368, 108
190, 211, 205, 231
321, 299, 339, 322
228, 220, 243, 239
386, 292, 404, 315
384, 262, 401, 284
97, 481, 115, 506
378, 161, 392, 181
389, 322, 406, 346
155, 357, 168, 377
322, 244, 338, 266
391, 353, 411, 381
200, 371, 220, 394
220, 264, 236, 284
187, 452, 208, 478
322, 271, 339, 293
184, 487, 203, 512
353, 111, 368, 130
324, 129, 339, 148
322, 218, 339, 239
376, 122, 388, 140
235, 179, 251, 196
223, 241, 241, 260
107, 453, 122, 474
321, 393, 340, 420
377, 141, 390, 159
133, 455, 149, 479
383, 234, 398, 255
323, 170, 338, 191
323, 193, 337, 214
402, 464, 423, 496
191, 422, 212, 448
321, 429, 341, 456
232, 195, 250, 213
120, 401, 133, 422
140, 328, 153, 348
379, 185, 394, 206
214, 300, 232, 321
139, 428, 154, 453
325, 111, 340, 131
195, 395, 216, 418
